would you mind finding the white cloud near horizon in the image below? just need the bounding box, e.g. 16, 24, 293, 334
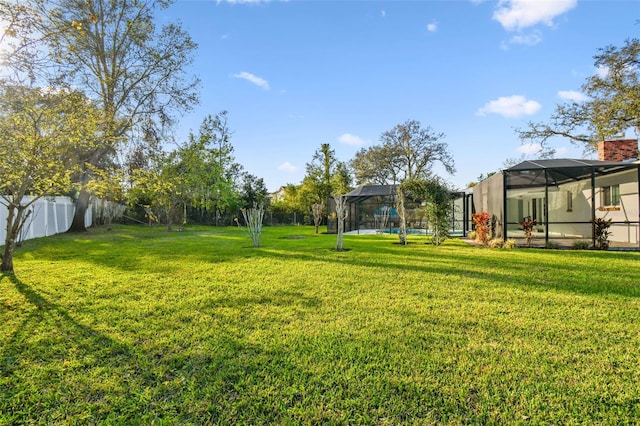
338, 133, 369, 146
277, 161, 299, 173
477, 95, 541, 118
426, 22, 438, 32
558, 90, 588, 102
518, 142, 542, 155
493, 0, 577, 31
232, 71, 270, 90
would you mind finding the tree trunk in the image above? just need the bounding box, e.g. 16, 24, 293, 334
336, 216, 344, 250
68, 188, 91, 232
1, 204, 29, 273
1, 242, 14, 272
397, 187, 407, 245
1, 216, 15, 272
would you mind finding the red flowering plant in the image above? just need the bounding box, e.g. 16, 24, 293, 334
521, 216, 536, 247
472, 211, 491, 245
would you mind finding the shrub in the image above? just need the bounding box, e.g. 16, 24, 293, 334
521, 216, 536, 247
572, 240, 592, 250
467, 231, 477, 240
593, 218, 612, 250
472, 211, 491, 245
503, 239, 518, 249
240, 203, 265, 247
545, 241, 559, 249
488, 237, 503, 248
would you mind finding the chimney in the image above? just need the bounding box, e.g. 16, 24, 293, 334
597, 139, 638, 162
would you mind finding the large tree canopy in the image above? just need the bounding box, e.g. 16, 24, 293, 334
351, 119, 455, 185
0, 0, 200, 231
517, 38, 639, 155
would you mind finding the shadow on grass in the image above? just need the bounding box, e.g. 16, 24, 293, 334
2, 272, 438, 423
0, 273, 277, 423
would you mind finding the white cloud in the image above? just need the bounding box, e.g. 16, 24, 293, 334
338, 133, 369, 146
508, 30, 542, 46
558, 90, 587, 102
277, 161, 299, 173
232, 71, 270, 90
476, 95, 541, 118
493, 0, 577, 31
381, 9, 386, 18
518, 142, 542, 155
426, 22, 438, 32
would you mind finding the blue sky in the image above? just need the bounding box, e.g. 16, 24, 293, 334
163, 0, 639, 192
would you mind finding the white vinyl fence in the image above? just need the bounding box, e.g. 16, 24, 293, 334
0, 196, 92, 245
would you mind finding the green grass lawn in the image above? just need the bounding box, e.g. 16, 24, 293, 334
2, 225, 640, 424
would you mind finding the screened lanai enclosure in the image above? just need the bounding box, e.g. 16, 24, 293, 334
472, 159, 640, 248
328, 184, 473, 236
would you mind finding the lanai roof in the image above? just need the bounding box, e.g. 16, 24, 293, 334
505, 158, 639, 188
344, 184, 397, 203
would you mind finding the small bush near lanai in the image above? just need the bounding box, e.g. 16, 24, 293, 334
573, 240, 591, 250
503, 239, 517, 249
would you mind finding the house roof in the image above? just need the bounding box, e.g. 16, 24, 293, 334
504, 158, 639, 188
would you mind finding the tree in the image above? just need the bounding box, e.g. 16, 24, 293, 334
517, 38, 639, 154
381, 119, 455, 181
351, 144, 402, 185
2, 0, 200, 231
302, 143, 353, 224
422, 179, 454, 246
0, 1, 49, 80
240, 173, 269, 209
0, 85, 101, 272
352, 120, 455, 243
305, 143, 337, 206
269, 184, 307, 225
128, 150, 184, 231
149, 112, 244, 226
351, 119, 455, 185
330, 161, 353, 196
311, 203, 324, 234
396, 178, 453, 246
85, 165, 126, 228
189, 112, 243, 225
